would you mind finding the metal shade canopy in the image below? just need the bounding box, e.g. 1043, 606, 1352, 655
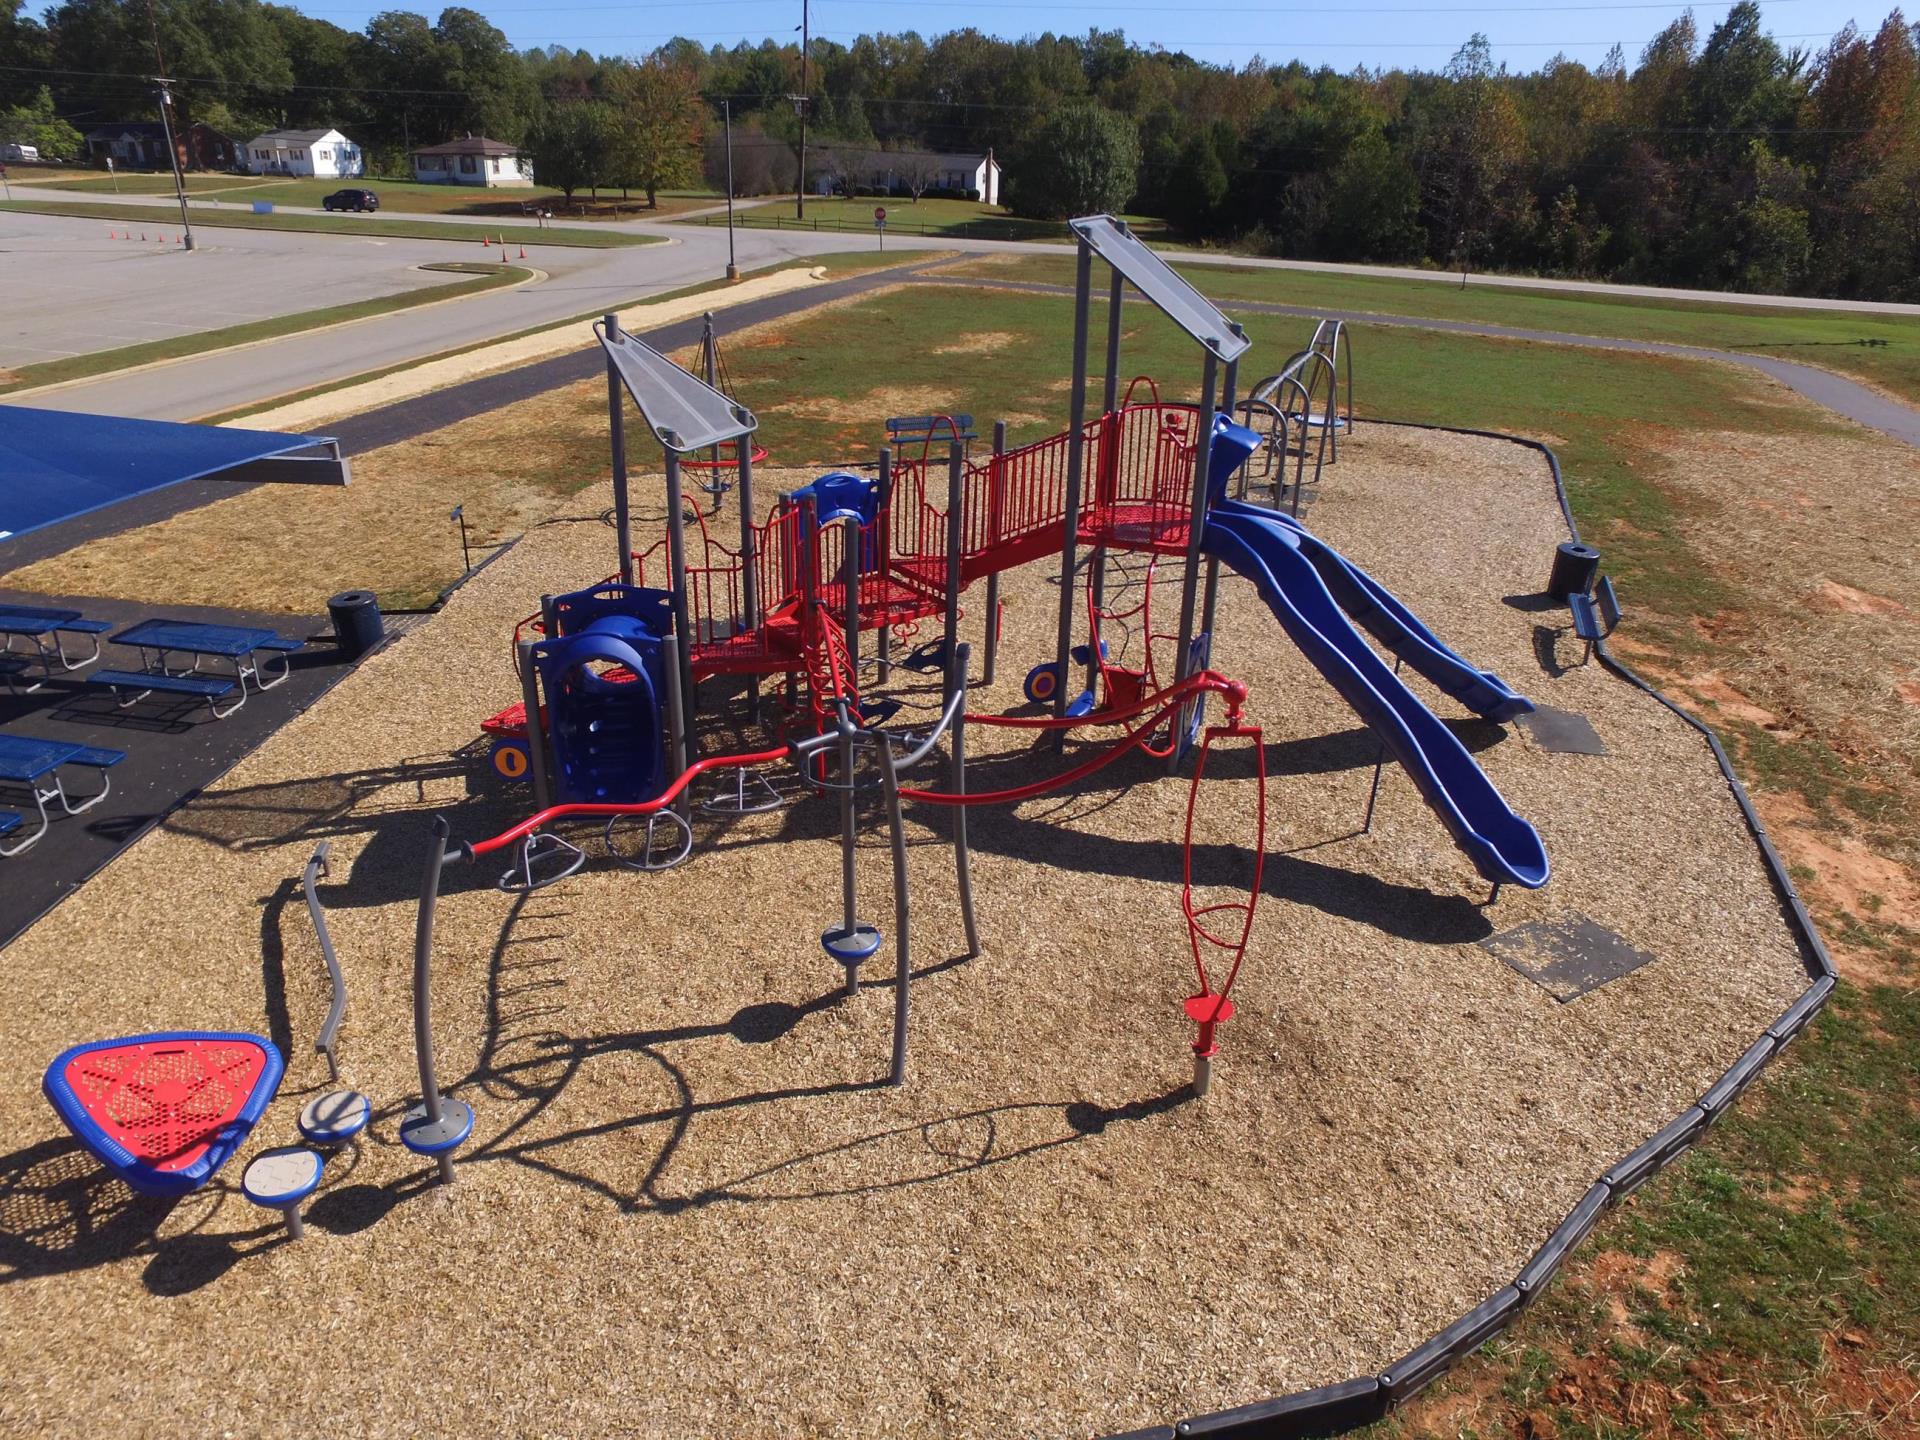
0, 404, 348, 542
1067, 215, 1251, 361
595, 322, 758, 454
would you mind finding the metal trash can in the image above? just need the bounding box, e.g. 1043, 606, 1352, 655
328, 589, 383, 659
1547, 541, 1601, 601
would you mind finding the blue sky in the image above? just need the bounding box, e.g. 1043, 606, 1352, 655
59, 0, 1897, 72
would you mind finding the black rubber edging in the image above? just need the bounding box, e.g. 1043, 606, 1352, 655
1095, 417, 1838, 1440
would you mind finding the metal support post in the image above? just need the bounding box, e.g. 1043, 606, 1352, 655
942, 440, 964, 702
876, 446, 893, 683
663, 448, 697, 745
981, 423, 1005, 686
405, 817, 472, 1184
516, 638, 552, 813
1049, 240, 1096, 739
880, 734, 912, 1085
662, 632, 690, 819
1102, 268, 1124, 413
736, 437, 760, 724
604, 313, 635, 584
1198, 350, 1240, 660
1169, 350, 1219, 772
951, 643, 979, 957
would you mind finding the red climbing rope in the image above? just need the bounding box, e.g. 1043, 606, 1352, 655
1180, 702, 1267, 1073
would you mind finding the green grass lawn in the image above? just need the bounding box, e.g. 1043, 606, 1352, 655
0, 196, 658, 248
679, 195, 1179, 245
957, 253, 1920, 406
0, 263, 532, 396
35, 173, 721, 219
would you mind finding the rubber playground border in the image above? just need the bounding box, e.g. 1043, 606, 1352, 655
1100, 421, 1838, 1440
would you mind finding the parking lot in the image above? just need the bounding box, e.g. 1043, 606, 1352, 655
0, 212, 479, 369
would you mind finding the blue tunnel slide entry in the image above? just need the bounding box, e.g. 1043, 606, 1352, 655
1204, 418, 1548, 889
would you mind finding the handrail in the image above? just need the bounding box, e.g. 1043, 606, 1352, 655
465, 745, 789, 858
302, 840, 347, 1084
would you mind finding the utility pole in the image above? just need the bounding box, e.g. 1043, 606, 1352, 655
153, 80, 195, 251
795, 0, 809, 219
723, 100, 739, 281
145, 0, 193, 251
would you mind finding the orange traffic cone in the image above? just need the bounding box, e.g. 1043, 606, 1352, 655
518, 245, 527, 259
176, 233, 184, 246
480, 233, 489, 246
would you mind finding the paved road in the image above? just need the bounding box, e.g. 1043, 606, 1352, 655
17, 185, 1920, 316
0, 212, 464, 366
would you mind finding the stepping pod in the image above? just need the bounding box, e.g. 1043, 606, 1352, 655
242, 1146, 324, 1239
298, 1087, 371, 1148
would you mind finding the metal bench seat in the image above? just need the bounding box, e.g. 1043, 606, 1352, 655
91, 667, 242, 718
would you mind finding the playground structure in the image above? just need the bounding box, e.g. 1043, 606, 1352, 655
1235, 316, 1354, 513
38, 215, 1546, 1247
10, 220, 1851, 1440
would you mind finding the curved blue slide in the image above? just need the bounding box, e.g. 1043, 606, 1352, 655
1213, 498, 1533, 722
1201, 505, 1549, 889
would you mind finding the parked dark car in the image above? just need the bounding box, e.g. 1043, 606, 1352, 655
322, 188, 379, 212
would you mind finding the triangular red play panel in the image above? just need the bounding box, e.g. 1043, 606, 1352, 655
43, 1032, 285, 1198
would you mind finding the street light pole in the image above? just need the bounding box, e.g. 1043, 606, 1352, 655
723, 99, 739, 281
153, 80, 195, 251
795, 0, 808, 220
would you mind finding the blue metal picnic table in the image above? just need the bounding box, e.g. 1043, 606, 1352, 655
0, 733, 121, 856
106, 618, 297, 718
0, 605, 113, 690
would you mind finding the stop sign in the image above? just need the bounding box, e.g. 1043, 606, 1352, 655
874, 206, 887, 222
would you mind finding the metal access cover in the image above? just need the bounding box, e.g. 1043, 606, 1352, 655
1482, 916, 1657, 1002
1517, 705, 1608, 755
1069, 215, 1251, 361
597, 324, 758, 454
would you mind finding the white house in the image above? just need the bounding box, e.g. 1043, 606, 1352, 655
849, 148, 1001, 203
241, 128, 362, 178
410, 136, 534, 188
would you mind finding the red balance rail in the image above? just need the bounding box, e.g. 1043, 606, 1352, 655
465, 746, 791, 858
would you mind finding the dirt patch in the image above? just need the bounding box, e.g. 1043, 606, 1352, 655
1809, 579, 1912, 620
766, 385, 959, 426
1897, 679, 1920, 707
1683, 671, 1786, 730
933, 331, 1020, 356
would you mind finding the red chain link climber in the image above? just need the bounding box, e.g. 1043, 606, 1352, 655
1180, 680, 1267, 1097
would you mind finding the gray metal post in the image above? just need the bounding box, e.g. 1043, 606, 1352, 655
407, 817, 470, 1184
1198, 352, 1239, 661
737, 435, 759, 632
1170, 350, 1219, 772
875, 446, 893, 683
661, 632, 689, 819
1049, 240, 1096, 734
605, 314, 635, 584
1102, 267, 1124, 413
663, 447, 697, 743
516, 638, 552, 813
842, 513, 861, 693
942, 440, 964, 701
951, 643, 979, 958
838, 709, 859, 996
880, 734, 912, 1085
981, 422, 1005, 686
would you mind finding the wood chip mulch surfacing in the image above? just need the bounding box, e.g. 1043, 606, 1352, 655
0, 425, 1810, 1439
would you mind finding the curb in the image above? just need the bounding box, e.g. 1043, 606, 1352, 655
1100, 418, 1837, 1440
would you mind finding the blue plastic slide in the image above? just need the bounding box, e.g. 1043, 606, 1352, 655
1213, 498, 1534, 722
1201, 505, 1549, 889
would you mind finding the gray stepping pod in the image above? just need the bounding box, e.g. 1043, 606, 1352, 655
242, 1146, 325, 1240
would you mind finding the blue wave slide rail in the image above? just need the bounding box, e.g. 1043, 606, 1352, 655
1201, 418, 1548, 889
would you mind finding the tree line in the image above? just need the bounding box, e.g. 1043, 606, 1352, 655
3, 0, 1917, 298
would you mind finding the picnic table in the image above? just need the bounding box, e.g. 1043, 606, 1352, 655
0, 733, 123, 856
0, 604, 111, 691
92, 619, 304, 719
